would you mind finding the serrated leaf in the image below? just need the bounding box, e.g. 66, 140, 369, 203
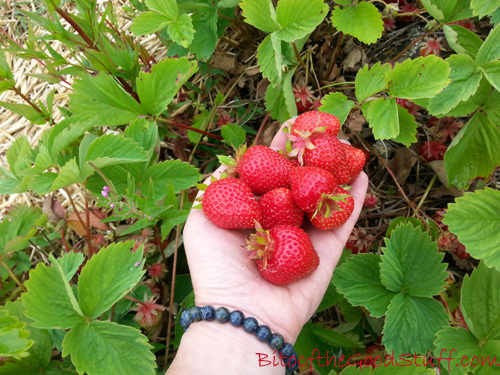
188, 108, 209, 145
141, 160, 201, 197
257, 33, 282, 85
444, 112, 500, 188
434, 326, 500, 375
0, 310, 33, 359
380, 224, 447, 297
221, 123, 246, 149
386, 55, 451, 99
78, 241, 145, 319
363, 97, 399, 140
427, 54, 482, 115
318, 92, 355, 125
481, 60, 500, 92
130, 11, 170, 35
443, 24, 483, 59
50, 158, 83, 191
137, 58, 197, 116
492, 7, 500, 25
440, 77, 492, 117
461, 262, 500, 342
123, 117, 158, 177
275, 0, 328, 42
476, 25, 500, 66
22, 256, 84, 329
355, 62, 391, 103
70, 73, 146, 126
392, 105, 418, 146
6, 136, 31, 176
482, 88, 500, 124
330, 2, 383, 44
186, 6, 218, 60
471, 0, 500, 19
383, 294, 449, 357
62, 320, 156, 375
146, 0, 177, 19
0, 102, 47, 125
160, 209, 190, 240
443, 189, 500, 271
240, 0, 280, 33
56, 252, 85, 282
265, 68, 297, 123
333, 253, 397, 317
420, 0, 445, 20
167, 14, 195, 48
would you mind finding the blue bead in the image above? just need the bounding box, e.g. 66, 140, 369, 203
215, 307, 230, 323
200, 305, 215, 321
256, 325, 272, 342
243, 317, 258, 333
188, 306, 201, 322
269, 333, 285, 350
229, 310, 245, 327
286, 349, 299, 372
280, 343, 294, 359
179, 309, 193, 328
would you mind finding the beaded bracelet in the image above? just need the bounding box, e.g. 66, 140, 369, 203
179, 305, 299, 374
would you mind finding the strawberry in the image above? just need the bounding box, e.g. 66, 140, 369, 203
419, 140, 447, 162
292, 111, 341, 138
258, 188, 303, 230
289, 166, 338, 213
238, 146, 295, 196
341, 143, 367, 184
293, 85, 315, 113
302, 133, 346, 175
308, 185, 354, 231
131, 294, 165, 330
202, 178, 261, 229
247, 224, 319, 285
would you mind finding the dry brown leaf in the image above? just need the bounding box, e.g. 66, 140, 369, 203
388, 147, 419, 185
43, 196, 66, 223
346, 109, 366, 132
427, 160, 463, 198
211, 55, 235, 72
67, 210, 109, 236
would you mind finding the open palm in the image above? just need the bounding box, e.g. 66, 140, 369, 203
183, 121, 369, 343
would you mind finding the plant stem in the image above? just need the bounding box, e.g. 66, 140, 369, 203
84, 180, 94, 257
64, 187, 93, 254
55, 7, 97, 50
10, 86, 44, 113
156, 118, 223, 140
252, 111, 270, 146
1, 259, 27, 292
324, 32, 343, 82
416, 174, 437, 211
390, 24, 441, 63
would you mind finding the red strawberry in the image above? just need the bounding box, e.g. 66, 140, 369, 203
303, 133, 346, 177
202, 178, 261, 229
293, 85, 315, 113
292, 111, 341, 138
419, 140, 447, 162
258, 188, 303, 230
248, 224, 319, 285
238, 146, 295, 196
341, 143, 367, 184
131, 294, 165, 330
308, 185, 354, 230
289, 166, 338, 212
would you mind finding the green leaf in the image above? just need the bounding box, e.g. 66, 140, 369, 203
0, 50, 14, 83
188, 107, 209, 145
0, 102, 47, 125
137, 58, 197, 116
130, 11, 171, 35
308, 323, 363, 348
483, 88, 500, 124
330, 2, 383, 44
481, 60, 500, 92
0, 309, 33, 359
275, 0, 328, 42
440, 77, 492, 117
443, 189, 500, 271
434, 326, 500, 375
363, 97, 399, 140
265, 68, 297, 123
160, 209, 190, 240
461, 262, 500, 342
383, 294, 449, 357
316, 277, 343, 313
146, 0, 178, 19
186, 6, 218, 60
56, 251, 85, 282
141, 159, 201, 197
476, 25, 500, 66
0, 206, 41, 254
78, 241, 145, 319
420, 0, 445, 20
6, 136, 31, 176
124, 117, 159, 177
62, 320, 156, 375
443, 24, 483, 58
318, 93, 355, 125
333, 253, 397, 317
167, 14, 195, 48
221, 123, 246, 149
492, 7, 500, 25
380, 224, 447, 297
50, 158, 83, 191
427, 54, 482, 116
240, 0, 281, 33
22, 255, 84, 329
392, 105, 418, 146
355, 62, 391, 103
257, 33, 282, 85
70, 73, 146, 126
386, 55, 451, 99
444, 112, 500, 188
471, 0, 500, 18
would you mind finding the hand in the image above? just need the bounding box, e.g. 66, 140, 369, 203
182, 120, 369, 343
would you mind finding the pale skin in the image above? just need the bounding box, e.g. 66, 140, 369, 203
167, 120, 369, 374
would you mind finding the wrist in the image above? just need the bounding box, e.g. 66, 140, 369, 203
167, 319, 288, 374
